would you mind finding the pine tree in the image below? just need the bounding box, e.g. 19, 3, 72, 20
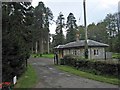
32, 2, 53, 54
52, 12, 65, 47
33, 2, 46, 55
43, 7, 53, 53
2, 2, 33, 82
66, 13, 78, 43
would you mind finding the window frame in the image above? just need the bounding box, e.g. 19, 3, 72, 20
94, 49, 99, 56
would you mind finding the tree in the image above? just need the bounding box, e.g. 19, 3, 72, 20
104, 14, 118, 37
86, 12, 120, 53
87, 22, 108, 43
2, 2, 33, 82
87, 23, 97, 40
32, 2, 53, 54
52, 12, 65, 47
33, 2, 46, 55
96, 22, 109, 43
66, 13, 78, 43
79, 12, 120, 53
78, 25, 85, 40
43, 7, 53, 53
114, 32, 120, 53
104, 13, 120, 52
113, 13, 120, 53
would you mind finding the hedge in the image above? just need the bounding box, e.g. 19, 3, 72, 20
61, 55, 120, 78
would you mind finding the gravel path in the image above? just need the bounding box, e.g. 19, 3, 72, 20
28, 57, 119, 88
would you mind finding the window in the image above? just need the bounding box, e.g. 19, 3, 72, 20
73, 50, 77, 55
97, 50, 99, 55
94, 49, 99, 55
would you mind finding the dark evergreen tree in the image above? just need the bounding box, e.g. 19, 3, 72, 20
33, 2, 46, 54
2, 2, 33, 82
32, 2, 53, 54
52, 12, 65, 47
66, 13, 78, 43
43, 7, 53, 53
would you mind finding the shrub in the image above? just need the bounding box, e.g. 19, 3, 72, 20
62, 55, 120, 78
60, 58, 65, 65
2, 2, 32, 82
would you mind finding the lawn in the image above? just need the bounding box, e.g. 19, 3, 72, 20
31, 53, 54, 59
112, 53, 120, 59
42, 54, 54, 58
56, 65, 120, 85
14, 64, 38, 88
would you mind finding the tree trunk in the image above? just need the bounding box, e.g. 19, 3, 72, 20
46, 32, 49, 54
32, 45, 33, 54
39, 38, 43, 56
35, 41, 38, 54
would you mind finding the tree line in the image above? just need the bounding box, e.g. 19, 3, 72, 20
79, 13, 120, 53
52, 12, 120, 53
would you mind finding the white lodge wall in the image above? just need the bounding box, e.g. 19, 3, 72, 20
62, 47, 105, 60
90, 47, 105, 59
63, 48, 85, 57
63, 50, 69, 55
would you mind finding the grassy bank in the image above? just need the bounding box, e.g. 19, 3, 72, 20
15, 64, 38, 88
56, 65, 119, 85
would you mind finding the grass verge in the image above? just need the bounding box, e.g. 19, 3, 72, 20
14, 64, 38, 88
56, 65, 120, 85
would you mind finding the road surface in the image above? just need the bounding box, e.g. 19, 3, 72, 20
28, 57, 119, 88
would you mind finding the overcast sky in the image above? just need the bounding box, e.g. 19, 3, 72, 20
32, 0, 120, 35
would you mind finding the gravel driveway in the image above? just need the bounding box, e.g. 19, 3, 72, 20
28, 57, 119, 88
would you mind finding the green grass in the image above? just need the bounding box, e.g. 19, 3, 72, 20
14, 64, 38, 88
56, 65, 120, 85
42, 54, 54, 58
112, 53, 120, 59
31, 53, 54, 59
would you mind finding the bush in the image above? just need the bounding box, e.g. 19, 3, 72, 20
62, 55, 120, 78
63, 55, 77, 66
60, 58, 65, 65
2, 2, 32, 82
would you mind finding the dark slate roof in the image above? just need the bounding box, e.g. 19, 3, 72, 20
55, 40, 109, 49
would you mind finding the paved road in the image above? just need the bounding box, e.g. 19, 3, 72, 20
28, 57, 119, 88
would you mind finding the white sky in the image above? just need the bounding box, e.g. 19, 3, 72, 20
32, 0, 120, 35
